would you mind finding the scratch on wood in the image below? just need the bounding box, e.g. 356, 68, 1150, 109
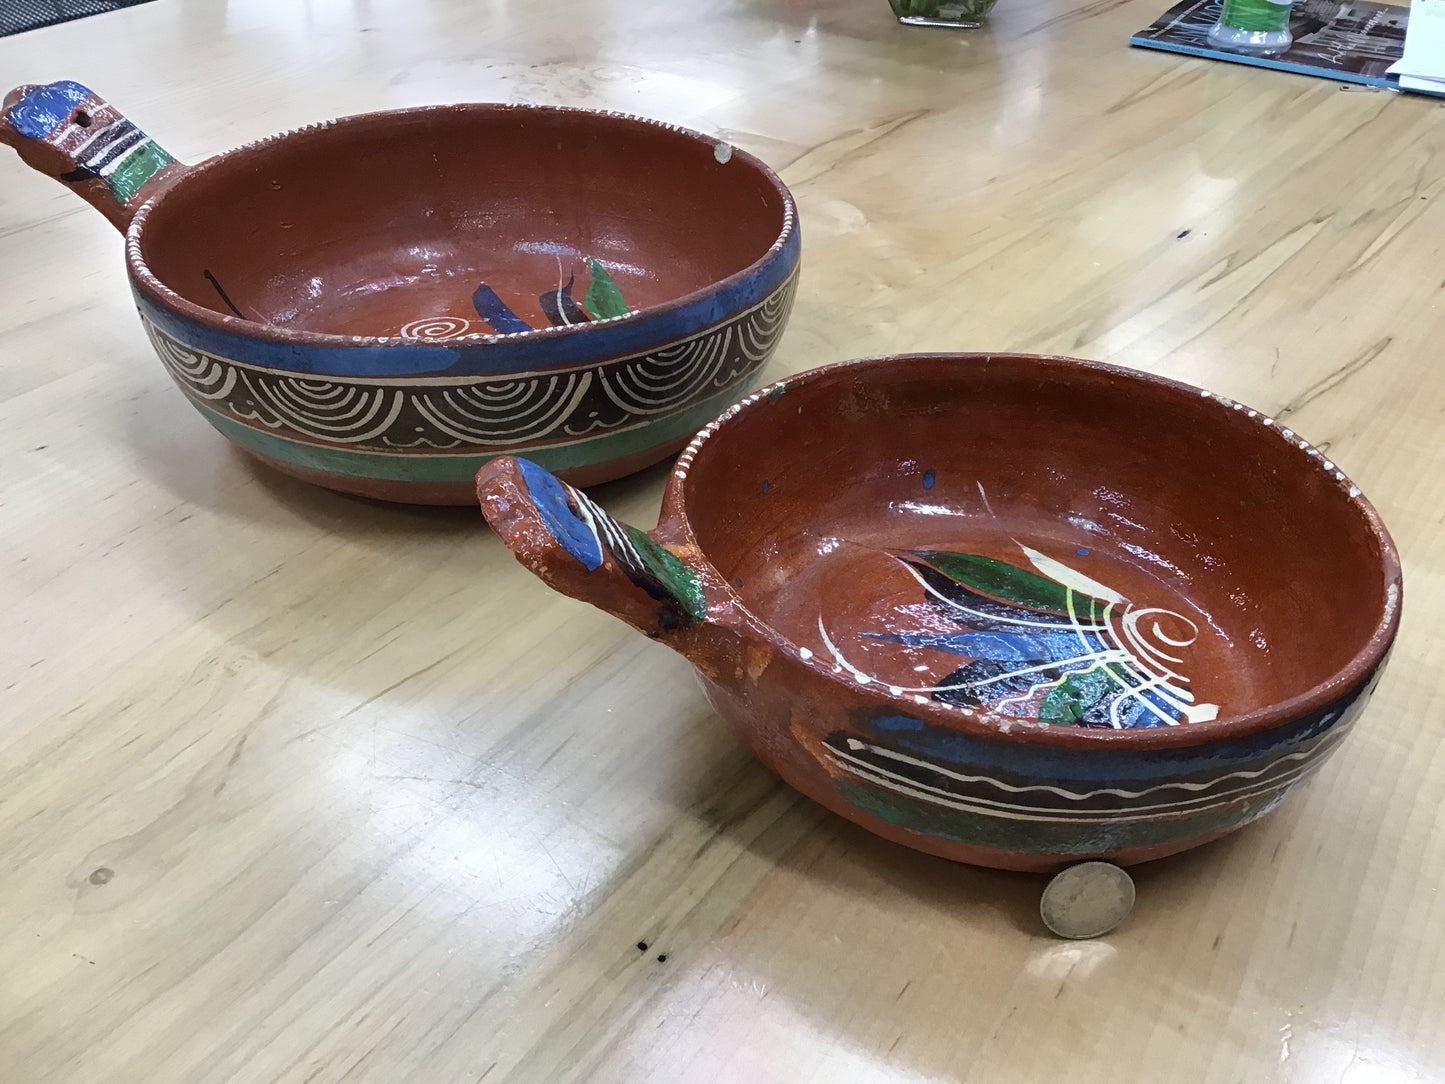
780, 110, 929, 187
1278, 336, 1391, 417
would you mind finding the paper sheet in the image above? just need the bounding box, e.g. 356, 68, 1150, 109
1386, 0, 1445, 81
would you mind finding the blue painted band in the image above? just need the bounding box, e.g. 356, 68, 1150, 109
10, 80, 92, 139
517, 458, 604, 572
856, 676, 1372, 786
131, 225, 800, 378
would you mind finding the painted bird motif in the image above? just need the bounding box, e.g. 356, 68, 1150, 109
860, 547, 1219, 730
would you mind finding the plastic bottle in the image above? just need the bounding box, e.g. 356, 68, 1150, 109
1207, 0, 1294, 55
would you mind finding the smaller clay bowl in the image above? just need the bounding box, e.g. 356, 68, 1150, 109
477, 354, 1402, 872
0, 81, 799, 503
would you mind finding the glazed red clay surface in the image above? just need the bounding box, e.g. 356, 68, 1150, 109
681, 355, 1388, 724
138, 107, 786, 337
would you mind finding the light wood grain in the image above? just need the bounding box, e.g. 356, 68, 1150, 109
1, 0, 1442, 1080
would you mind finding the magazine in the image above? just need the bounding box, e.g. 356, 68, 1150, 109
1130, 0, 1434, 96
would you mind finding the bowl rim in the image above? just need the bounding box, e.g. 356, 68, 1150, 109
665, 352, 1403, 750
124, 101, 798, 350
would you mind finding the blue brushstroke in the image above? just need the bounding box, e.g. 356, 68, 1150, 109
11, 80, 91, 139
1129, 686, 1189, 728
472, 283, 533, 335
867, 629, 1108, 664
518, 458, 602, 571
875, 715, 927, 732
922, 470, 935, 490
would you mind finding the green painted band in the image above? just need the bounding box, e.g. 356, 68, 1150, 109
188, 383, 750, 483
1218, 0, 1291, 32
108, 141, 173, 203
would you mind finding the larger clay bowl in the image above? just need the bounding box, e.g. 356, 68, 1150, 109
477, 353, 1401, 872
0, 81, 799, 503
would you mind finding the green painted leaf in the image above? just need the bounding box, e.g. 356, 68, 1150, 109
916, 550, 1099, 615
584, 258, 630, 319
625, 525, 706, 621
1038, 666, 1112, 726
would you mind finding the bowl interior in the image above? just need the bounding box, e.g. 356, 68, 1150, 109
137, 107, 788, 339
681, 355, 1392, 730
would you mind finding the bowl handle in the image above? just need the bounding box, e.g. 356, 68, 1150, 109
477, 456, 715, 642
1, 81, 188, 232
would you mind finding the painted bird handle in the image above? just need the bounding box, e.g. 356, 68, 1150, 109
0, 80, 188, 232
476, 457, 713, 641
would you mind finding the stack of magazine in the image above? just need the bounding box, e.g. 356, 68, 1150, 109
1130, 0, 1436, 97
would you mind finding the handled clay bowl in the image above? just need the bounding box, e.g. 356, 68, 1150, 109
0, 81, 799, 503
477, 353, 1401, 873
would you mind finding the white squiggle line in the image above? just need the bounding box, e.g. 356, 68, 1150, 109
964, 649, 1132, 690
827, 753, 1312, 825
993, 682, 1060, 713
231, 408, 284, 428
836, 725, 1340, 802
824, 613, 1131, 698
829, 748, 1320, 821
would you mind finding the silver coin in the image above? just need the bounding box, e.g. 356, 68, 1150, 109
1040, 861, 1136, 939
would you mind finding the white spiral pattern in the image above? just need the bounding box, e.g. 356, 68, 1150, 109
399, 316, 473, 340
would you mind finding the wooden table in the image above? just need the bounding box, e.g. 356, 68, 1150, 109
1, 1, 1440, 1080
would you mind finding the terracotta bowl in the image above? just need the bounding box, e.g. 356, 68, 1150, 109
477, 353, 1402, 873
0, 81, 799, 503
